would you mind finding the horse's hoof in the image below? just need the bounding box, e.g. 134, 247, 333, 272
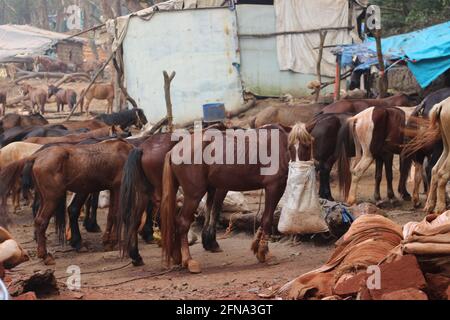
85, 224, 102, 233
413, 201, 422, 209
103, 243, 114, 252
187, 260, 201, 274
132, 257, 145, 267
208, 246, 223, 253
43, 254, 55, 266
402, 194, 412, 202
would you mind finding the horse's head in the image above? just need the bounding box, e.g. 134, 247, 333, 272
288, 122, 314, 161
47, 85, 58, 98
134, 108, 148, 129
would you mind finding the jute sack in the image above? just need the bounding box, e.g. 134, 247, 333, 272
278, 160, 328, 235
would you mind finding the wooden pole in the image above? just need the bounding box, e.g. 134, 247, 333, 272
315, 31, 327, 103
334, 54, 342, 101
163, 71, 176, 132
374, 29, 388, 98
64, 52, 114, 121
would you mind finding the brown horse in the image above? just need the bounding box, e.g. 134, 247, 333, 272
319, 93, 415, 115
0, 91, 6, 117
61, 119, 108, 131
0, 113, 48, 134
250, 103, 326, 128
23, 125, 125, 144
118, 133, 181, 266
336, 107, 408, 205
81, 81, 114, 114
160, 125, 298, 273
20, 84, 48, 114
34, 56, 68, 73
48, 85, 77, 112
0, 139, 134, 265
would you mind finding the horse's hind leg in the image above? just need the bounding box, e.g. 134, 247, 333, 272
424, 146, 448, 213
253, 184, 285, 263
202, 189, 227, 253
177, 195, 203, 273
398, 154, 412, 201
35, 199, 60, 265
374, 157, 383, 202
68, 193, 89, 250
139, 200, 155, 243
347, 155, 374, 205
103, 188, 120, 251
383, 153, 396, 202
84, 192, 101, 233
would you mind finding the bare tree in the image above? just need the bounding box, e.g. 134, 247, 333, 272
36, 0, 50, 29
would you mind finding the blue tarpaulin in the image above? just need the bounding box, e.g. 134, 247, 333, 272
334, 21, 450, 88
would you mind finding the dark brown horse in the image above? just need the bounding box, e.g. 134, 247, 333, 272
160, 125, 294, 273
318, 93, 415, 115
0, 139, 134, 264
0, 113, 48, 134
0, 90, 6, 117
34, 56, 68, 73
48, 85, 77, 112
24, 125, 126, 144
20, 84, 48, 114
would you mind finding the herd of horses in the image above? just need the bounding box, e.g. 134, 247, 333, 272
0, 87, 449, 274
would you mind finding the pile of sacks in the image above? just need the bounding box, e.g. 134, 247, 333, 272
275, 212, 450, 300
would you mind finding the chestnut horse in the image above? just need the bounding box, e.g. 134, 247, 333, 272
160, 125, 297, 273
0, 91, 6, 117
0, 139, 134, 264
20, 84, 48, 114
81, 81, 114, 114
318, 93, 415, 115
48, 85, 77, 112
34, 56, 68, 73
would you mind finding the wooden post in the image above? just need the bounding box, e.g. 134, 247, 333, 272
315, 31, 328, 102
374, 29, 388, 98
163, 71, 176, 132
334, 54, 342, 101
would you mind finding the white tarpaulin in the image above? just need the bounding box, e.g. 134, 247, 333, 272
0, 24, 85, 62
274, 0, 359, 77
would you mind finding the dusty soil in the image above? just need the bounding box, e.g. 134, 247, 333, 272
1, 81, 426, 299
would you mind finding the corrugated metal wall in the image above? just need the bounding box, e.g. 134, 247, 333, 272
236, 5, 336, 97
122, 7, 243, 125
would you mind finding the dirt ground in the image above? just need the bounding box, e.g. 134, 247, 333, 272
1, 81, 426, 300
5, 160, 426, 300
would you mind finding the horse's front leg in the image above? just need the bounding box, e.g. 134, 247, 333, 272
177, 195, 203, 273
253, 184, 285, 263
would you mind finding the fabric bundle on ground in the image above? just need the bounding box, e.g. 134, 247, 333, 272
402, 211, 450, 255
276, 215, 403, 299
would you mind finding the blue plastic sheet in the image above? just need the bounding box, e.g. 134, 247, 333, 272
334, 21, 450, 88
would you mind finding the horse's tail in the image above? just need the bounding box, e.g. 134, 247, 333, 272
70, 92, 77, 109
249, 116, 257, 129
335, 117, 356, 199
401, 103, 443, 158
118, 148, 149, 257
80, 89, 85, 112
21, 159, 35, 202
55, 192, 66, 244
0, 158, 31, 224
160, 152, 178, 266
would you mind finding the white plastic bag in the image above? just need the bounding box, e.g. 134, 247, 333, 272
278, 160, 329, 235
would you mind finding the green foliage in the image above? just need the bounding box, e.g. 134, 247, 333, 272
372, 0, 450, 35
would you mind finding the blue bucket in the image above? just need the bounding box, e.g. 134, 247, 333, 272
203, 103, 226, 123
